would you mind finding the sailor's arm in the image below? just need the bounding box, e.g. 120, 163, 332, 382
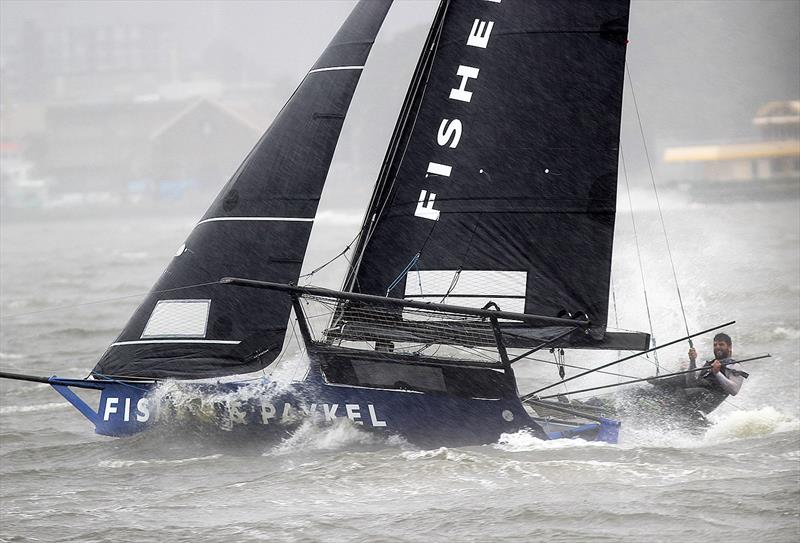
712, 366, 744, 396
685, 347, 698, 386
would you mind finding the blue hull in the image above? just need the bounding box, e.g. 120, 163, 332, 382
50, 375, 620, 446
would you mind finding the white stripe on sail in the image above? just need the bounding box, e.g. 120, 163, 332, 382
196, 217, 314, 226
404, 270, 528, 297
111, 340, 241, 347
404, 296, 526, 314
308, 65, 364, 74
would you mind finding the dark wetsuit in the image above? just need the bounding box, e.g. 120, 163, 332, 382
679, 357, 746, 416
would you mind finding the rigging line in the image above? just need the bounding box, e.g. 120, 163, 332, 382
621, 147, 660, 374
299, 230, 361, 280
537, 354, 770, 400
513, 354, 639, 380
610, 275, 623, 381
385, 253, 420, 295
627, 64, 692, 343
523, 320, 735, 399
0, 281, 221, 320
341, 3, 450, 289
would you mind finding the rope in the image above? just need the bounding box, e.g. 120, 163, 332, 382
627, 65, 692, 344
621, 148, 661, 374
385, 253, 420, 295
1, 281, 222, 320
299, 231, 360, 281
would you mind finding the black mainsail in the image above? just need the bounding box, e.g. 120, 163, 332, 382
93, 0, 393, 379
341, 0, 637, 347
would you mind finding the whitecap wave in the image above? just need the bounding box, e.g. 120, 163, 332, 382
97, 454, 222, 469
493, 429, 609, 452
703, 406, 800, 442
771, 326, 800, 341
0, 352, 24, 360
269, 418, 404, 455
0, 402, 70, 414
399, 447, 475, 462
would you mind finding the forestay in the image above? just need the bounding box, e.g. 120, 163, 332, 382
342, 0, 632, 346
93, 0, 393, 379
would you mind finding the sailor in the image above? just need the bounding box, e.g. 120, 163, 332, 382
685, 333, 747, 399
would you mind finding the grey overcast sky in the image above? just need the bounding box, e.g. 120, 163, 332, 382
1, 0, 798, 149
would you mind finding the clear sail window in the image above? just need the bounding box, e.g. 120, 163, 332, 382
141, 300, 211, 338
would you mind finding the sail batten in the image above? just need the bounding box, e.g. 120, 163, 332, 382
93, 0, 393, 380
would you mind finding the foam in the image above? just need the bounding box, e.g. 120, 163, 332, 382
493, 429, 610, 452
97, 454, 222, 469
703, 406, 800, 443
269, 418, 405, 455
0, 402, 70, 415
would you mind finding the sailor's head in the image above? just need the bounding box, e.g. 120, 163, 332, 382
713, 333, 732, 360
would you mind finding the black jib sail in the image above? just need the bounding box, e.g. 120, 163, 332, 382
93, 0, 392, 379
341, 0, 641, 348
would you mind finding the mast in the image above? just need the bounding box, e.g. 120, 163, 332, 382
341, 0, 451, 295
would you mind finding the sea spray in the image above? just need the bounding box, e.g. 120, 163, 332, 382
704, 406, 800, 442
493, 429, 609, 453
269, 418, 402, 455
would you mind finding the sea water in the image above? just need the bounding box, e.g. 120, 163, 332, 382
1, 196, 798, 542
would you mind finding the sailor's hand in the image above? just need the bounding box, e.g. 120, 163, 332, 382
688, 347, 697, 362
710, 360, 722, 374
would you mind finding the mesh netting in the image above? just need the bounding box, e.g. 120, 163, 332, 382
294, 294, 516, 364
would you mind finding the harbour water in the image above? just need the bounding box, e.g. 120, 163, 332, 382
1, 194, 798, 542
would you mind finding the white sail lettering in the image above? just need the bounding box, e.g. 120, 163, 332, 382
345, 404, 363, 424
323, 404, 339, 421
103, 397, 118, 421
467, 19, 494, 49
449, 65, 479, 103
427, 162, 452, 177
123, 397, 131, 422
136, 398, 150, 422
437, 119, 463, 148
368, 405, 387, 427
415, 190, 440, 221
260, 402, 277, 424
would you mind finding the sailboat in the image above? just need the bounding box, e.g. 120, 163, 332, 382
1, 0, 652, 445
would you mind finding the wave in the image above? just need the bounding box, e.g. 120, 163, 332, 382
399, 447, 476, 462
269, 418, 406, 455
0, 352, 24, 360
703, 406, 800, 442
771, 326, 800, 341
492, 429, 611, 453
97, 454, 222, 469
0, 402, 70, 414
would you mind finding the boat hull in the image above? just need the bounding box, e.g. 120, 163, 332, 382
50, 375, 620, 445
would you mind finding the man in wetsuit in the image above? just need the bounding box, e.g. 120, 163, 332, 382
684, 333, 746, 413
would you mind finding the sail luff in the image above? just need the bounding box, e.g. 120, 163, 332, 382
341, 0, 451, 296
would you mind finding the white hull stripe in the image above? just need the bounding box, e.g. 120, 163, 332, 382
111, 340, 241, 347
196, 217, 314, 226
308, 65, 364, 74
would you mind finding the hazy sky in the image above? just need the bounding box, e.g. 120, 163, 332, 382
1, 0, 797, 146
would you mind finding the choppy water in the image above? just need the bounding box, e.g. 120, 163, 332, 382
1, 195, 799, 542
